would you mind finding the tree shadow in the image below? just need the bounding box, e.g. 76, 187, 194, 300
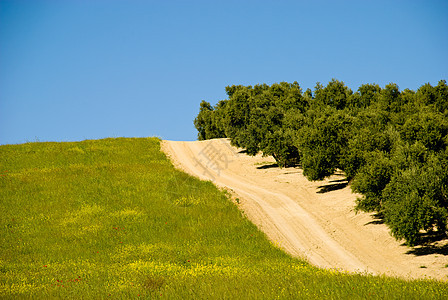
364, 213, 385, 225
256, 162, 301, 169
329, 179, 348, 183
406, 244, 448, 256
362, 211, 448, 256
256, 163, 279, 169
406, 232, 448, 256
317, 181, 348, 193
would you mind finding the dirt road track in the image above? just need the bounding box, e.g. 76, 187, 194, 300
162, 139, 447, 280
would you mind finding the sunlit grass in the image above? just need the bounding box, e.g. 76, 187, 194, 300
1, 138, 447, 298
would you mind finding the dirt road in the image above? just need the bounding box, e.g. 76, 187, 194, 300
162, 138, 447, 280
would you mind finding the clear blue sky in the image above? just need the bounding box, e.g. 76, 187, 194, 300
1, 0, 447, 145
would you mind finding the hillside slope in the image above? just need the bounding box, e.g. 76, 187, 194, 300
162, 138, 448, 280
1, 138, 447, 298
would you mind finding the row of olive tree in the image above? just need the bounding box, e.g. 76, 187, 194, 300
194, 79, 448, 245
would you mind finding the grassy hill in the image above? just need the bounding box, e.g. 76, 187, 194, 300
0, 138, 447, 298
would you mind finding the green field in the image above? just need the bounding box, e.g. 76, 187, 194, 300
1, 138, 447, 299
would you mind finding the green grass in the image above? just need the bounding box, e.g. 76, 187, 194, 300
0, 137, 447, 299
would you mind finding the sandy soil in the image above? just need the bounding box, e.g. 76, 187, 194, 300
161, 138, 447, 280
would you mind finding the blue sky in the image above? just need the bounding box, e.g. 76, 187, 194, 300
1, 0, 447, 145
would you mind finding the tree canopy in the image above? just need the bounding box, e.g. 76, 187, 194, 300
194, 79, 448, 246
